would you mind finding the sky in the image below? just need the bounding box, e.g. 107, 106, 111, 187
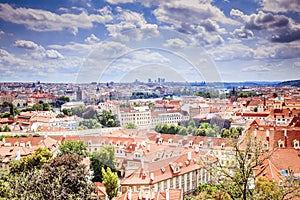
0, 0, 299, 83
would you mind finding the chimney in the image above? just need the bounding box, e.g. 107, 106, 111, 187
284, 129, 288, 147
187, 152, 192, 161
254, 129, 257, 138
150, 172, 154, 181
166, 188, 170, 200
128, 188, 132, 200
2, 138, 5, 144
147, 144, 150, 152
266, 130, 270, 141
284, 129, 288, 138
141, 158, 144, 170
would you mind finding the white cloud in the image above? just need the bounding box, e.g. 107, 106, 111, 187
230, 9, 300, 43
15, 39, 64, 60
154, 0, 238, 27
14, 40, 41, 50
163, 38, 188, 48
208, 43, 254, 61
232, 26, 254, 39
106, 9, 159, 41
0, 49, 24, 65
85, 34, 100, 43
254, 41, 300, 59
45, 50, 64, 59
0, 3, 113, 35
261, 0, 300, 13
241, 65, 271, 72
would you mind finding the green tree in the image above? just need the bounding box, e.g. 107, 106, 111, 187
102, 167, 119, 200
71, 105, 86, 117
188, 119, 196, 128
32, 103, 43, 111
253, 176, 281, 200
202, 135, 265, 200
178, 126, 188, 135
3, 125, 11, 132
79, 119, 102, 129
9, 147, 53, 174
62, 108, 73, 116
125, 123, 137, 129
90, 146, 116, 182
8, 154, 93, 200
97, 110, 120, 127
58, 140, 88, 156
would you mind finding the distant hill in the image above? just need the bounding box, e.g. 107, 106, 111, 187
278, 80, 300, 87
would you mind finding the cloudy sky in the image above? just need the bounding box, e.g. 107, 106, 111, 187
0, 0, 299, 83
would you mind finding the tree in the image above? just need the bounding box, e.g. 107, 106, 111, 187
79, 119, 102, 129
8, 154, 93, 200
253, 176, 281, 200
188, 119, 196, 128
3, 125, 11, 132
58, 140, 88, 157
202, 135, 266, 200
62, 108, 72, 116
102, 167, 119, 200
9, 147, 53, 174
125, 123, 137, 129
97, 110, 120, 127
90, 146, 117, 182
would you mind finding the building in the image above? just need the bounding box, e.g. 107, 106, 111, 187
118, 106, 151, 128
120, 150, 213, 196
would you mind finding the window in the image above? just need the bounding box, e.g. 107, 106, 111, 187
170, 178, 173, 188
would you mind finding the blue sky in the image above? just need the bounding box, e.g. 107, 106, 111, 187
0, 0, 299, 83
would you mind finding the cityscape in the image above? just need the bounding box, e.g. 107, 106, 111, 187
0, 0, 300, 200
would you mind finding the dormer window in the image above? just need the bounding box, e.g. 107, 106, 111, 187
158, 138, 163, 144
278, 139, 285, 148
168, 139, 173, 144
189, 140, 193, 147
221, 143, 225, 148
293, 139, 299, 149
199, 141, 203, 148
178, 140, 182, 145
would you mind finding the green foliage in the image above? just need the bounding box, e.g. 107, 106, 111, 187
32, 102, 51, 111
254, 177, 281, 200
9, 148, 53, 174
125, 123, 137, 129
59, 140, 88, 157
101, 167, 119, 200
7, 154, 93, 200
130, 92, 159, 99
90, 146, 116, 182
62, 108, 73, 116
79, 119, 102, 129
97, 110, 119, 127
196, 183, 232, 200
188, 119, 196, 128
195, 90, 220, 98
0, 125, 11, 132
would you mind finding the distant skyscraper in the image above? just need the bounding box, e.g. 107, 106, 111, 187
76, 87, 82, 101
148, 78, 152, 83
